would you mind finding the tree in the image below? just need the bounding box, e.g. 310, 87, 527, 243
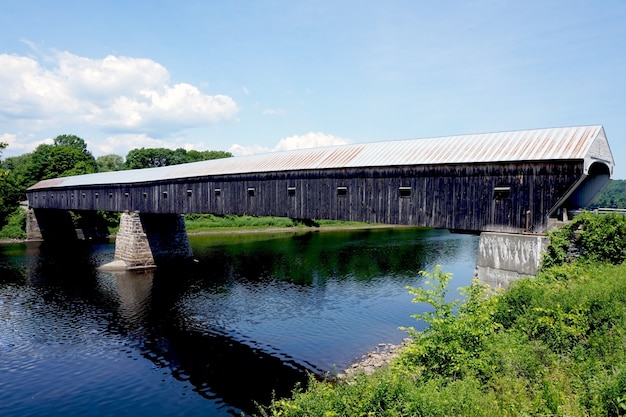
591, 179, 626, 209
53, 134, 90, 153
0, 143, 23, 228
125, 147, 173, 169
125, 147, 233, 169
96, 154, 125, 172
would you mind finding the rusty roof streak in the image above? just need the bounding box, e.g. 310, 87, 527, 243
26, 125, 611, 190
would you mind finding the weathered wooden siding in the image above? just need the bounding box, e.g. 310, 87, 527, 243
26, 160, 585, 233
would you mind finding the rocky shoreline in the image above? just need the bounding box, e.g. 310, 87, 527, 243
337, 338, 412, 380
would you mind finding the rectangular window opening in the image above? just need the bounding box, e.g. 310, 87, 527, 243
186, 189, 193, 197
337, 186, 348, 196
109, 193, 113, 199
142, 192, 148, 199
125, 192, 130, 198
162, 191, 168, 198
494, 186, 511, 199
247, 187, 255, 197
94, 192, 99, 199
399, 186, 412, 197
287, 187, 296, 196
214, 188, 222, 197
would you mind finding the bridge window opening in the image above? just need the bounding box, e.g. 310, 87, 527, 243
337, 186, 348, 196
162, 191, 168, 199
399, 186, 412, 197
494, 186, 511, 199
187, 189, 193, 197
95, 193, 99, 199
142, 192, 148, 199
288, 187, 296, 196
50, 193, 54, 199
214, 188, 221, 197
82, 193, 86, 199
248, 187, 255, 197
109, 193, 113, 199
125, 192, 129, 198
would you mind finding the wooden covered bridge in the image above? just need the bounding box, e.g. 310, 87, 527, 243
26, 125, 614, 272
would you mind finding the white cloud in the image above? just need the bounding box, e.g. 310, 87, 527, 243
0, 50, 239, 134
0, 132, 52, 155
229, 132, 351, 156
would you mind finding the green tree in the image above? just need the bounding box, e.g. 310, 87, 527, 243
0, 143, 23, 228
186, 149, 233, 162
53, 134, 89, 153
125, 147, 232, 169
591, 179, 626, 209
96, 154, 125, 172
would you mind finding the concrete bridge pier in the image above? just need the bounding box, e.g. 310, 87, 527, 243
101, 211, 194, 270
476, 232, 549, 288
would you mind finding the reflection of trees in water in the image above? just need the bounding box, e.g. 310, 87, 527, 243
191, 228, 456, 285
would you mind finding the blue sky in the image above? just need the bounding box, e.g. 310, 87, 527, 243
1, 1, 625, 178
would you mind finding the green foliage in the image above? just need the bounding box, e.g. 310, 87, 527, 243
592, 179, 626, 209
403, 265, 458, 329
125, 147, 232, 169
399, 267, 502, 380
53, 134, 89, 153
96, 154, 125, 172
183, 214, 365, 232
0, 169, 23, 227
542, 211, 626, 268
7, 135, 98, 189
0, 208, 27, 239
184, 214, 297, 231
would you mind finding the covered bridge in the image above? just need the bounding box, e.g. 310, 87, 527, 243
27, 124, 614, 236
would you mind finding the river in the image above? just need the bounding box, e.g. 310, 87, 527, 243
0, 226, 478, 416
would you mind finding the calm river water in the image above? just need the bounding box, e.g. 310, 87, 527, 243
0, 227, 478, 416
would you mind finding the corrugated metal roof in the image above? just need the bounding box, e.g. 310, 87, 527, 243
28, 125, 611, 190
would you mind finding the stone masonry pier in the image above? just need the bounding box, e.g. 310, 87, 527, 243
101, 212, 194, 270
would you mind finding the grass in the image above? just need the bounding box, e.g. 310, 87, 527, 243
183, 213, 371, 233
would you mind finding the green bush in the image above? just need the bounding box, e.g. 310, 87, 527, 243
0, 207, 26, 239
542, 211, 626, 268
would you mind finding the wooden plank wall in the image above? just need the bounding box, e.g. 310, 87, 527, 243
26, 161, 585, 233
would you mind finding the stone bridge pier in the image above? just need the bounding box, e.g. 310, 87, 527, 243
102, 212, 194, 270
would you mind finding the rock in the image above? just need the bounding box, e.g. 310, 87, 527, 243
336, 338, 412, 380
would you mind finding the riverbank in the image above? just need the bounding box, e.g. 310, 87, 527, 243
0, 222, 419, 245
336, 338, 412, 380
259, 212, 626, 417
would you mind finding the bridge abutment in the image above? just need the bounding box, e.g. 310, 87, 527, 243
101, 212, 194, 270
476, 232, 548, 288
27, 208, 77, 241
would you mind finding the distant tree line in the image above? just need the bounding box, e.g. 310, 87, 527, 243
0, 134, 232, 237
590, 179, 626, 209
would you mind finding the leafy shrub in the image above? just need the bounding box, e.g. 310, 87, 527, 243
0, 207, 26, 239
542, 211, 626, 268
399, 266, 502, 380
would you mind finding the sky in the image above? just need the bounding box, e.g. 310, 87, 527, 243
1, 1, 625, 178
